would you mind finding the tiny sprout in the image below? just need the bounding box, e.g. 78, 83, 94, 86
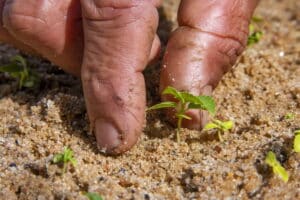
265, 151, 289, 183
203, 119, 234, 142
248, 27, 263, 46
284, 113, 295, 120
247, 16, 263, 46
293, 130, 300, 153
0, 55, 39, 88
84, 192, 103, 200
53, 147, 77, 174
147, 86, 216, 142
251, 16, 263, 23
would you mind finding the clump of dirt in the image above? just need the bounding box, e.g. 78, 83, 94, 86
0, 0, 299, 199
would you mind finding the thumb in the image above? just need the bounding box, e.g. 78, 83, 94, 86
80, 0, 159, 154
160, 0, 259, 129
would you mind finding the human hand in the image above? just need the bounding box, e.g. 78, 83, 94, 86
0, 0, 258, 154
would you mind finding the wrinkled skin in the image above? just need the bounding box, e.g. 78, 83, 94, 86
0, 0, 259, 154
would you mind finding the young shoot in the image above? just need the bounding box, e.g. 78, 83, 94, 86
0, 55, 39, 88
293, 130, 300, 153
265, 151, 289, 183
203, 119, 234, 142
53, 147, 77, 174
84, 192, 103, 200
147, 86, 216, 142
284, 113, 295, 120
247, 16, 263, 46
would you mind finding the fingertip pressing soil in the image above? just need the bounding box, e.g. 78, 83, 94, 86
0, 0, 299, 199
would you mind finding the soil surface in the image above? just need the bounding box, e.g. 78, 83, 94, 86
0, 0, 299, 199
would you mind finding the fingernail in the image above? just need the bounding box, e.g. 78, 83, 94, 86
200, 85, 213, 128
94, 119, 121, 153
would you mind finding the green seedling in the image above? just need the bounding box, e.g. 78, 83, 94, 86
84, 192, 103, 200
265, 151, 289, 183
293, 130, 300, 153
148, 86, 216, 142
0, 55, 39, 89
284, 113, 295, 120
247, 16, 263, 46
251, 16, 263, 23
53, 147, 77, 174
247, 30, 263, 46
203, 119, 234, 142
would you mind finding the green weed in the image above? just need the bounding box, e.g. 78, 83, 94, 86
0, 55, 39, 88
293, 130, 300, 153
248, 16, 263, 46
203, 119, 234, 142
84, 192, 103, 200
148, 86, 215, 142
265, 151, 289, 183
53, 147, 77, 174
284, 113, 295, 120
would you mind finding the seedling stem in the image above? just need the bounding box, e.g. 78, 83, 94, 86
204, 119, 234, 141
148, 86, 215, 142
53, 147, 77, 175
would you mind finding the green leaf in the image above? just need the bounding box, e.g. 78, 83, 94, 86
0, 55, 39, 88
247, 31, 263, 46
12, 55, 27, 68
147, 101, 177, 111
294, 130, 300, 153
162, 86, 184, 103
284, 113, 295, 120
203, 122, 219, 131
265, 151, 277, 166
187, 96, 216, 115
220, 121, 234, 131
249, 24, 255, 33
53, 147, 77, 167
265, 151, 289, 183
84, 192, 103, 200
188, 103, 203, 109
176, 113, 192, 120
160, 87, 216, 115
294, 130, 300, 135
0, 63, 23, 73
53, 154, 63, 163
197, 96, 216, 115
203, 119, 233, 132
251, 16, 263, 23
70, 158, 77, 166
26, 73, 40, 88
181, 92, 200, 104
273, 164, 289, 183
63, 147, 76, 166
273, 163, 289, 183
248, 16, 263, 46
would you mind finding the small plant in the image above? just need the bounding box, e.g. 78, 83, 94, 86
0, 55, 39, 88
293, 130, 300, 153
148, 86, 216, 142
84, 192, 103, 200
203, 119, 234, 142
284, 113, 295, 120
247, 16, 263, 46
265, 151, 289, 183
53, 147, 77, 174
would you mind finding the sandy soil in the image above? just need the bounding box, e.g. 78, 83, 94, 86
0, 0, 299, 199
